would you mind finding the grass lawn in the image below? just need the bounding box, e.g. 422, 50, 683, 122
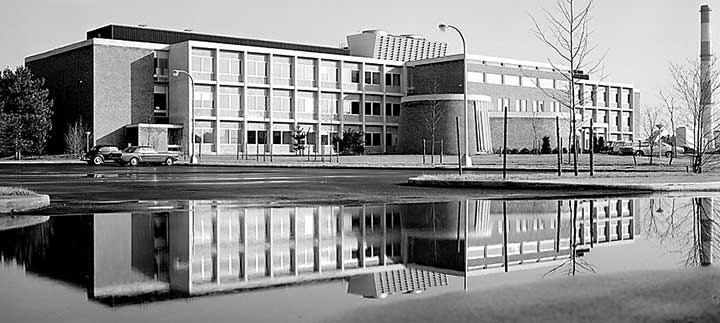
0, 186, 36, 196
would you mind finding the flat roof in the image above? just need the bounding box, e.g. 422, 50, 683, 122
87, 24, 350, 56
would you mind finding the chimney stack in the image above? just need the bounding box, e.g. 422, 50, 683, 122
701, 5, 714, 147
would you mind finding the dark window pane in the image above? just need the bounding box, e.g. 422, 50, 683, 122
364, 102, 372, 115
372, 133, 381, 146
351, 70, 360, 83
248, 131, 256, 144
386, 133, 393, 146
393, 74, 400, 86
372, 102, 380, 115
385, 103, 392, 116
258, 131, 266, 144
364, 71, 372, 84
372, 72, 380, 85
364, 133, 371, 145
385, 74, 392, 86
393, 104, 400, 116
273, 131, 282, 144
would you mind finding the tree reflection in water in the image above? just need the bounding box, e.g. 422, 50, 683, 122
543, 199, 596, 277
646, 197, 717, 267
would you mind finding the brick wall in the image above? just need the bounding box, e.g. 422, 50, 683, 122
25, 46, 94, 154
94, 45, 155, 146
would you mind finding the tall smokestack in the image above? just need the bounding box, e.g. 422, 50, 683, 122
701, 5, 713, 146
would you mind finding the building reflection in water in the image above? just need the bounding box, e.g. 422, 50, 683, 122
0, 196, 688, 306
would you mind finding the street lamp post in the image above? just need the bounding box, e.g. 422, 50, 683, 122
439, 23, 472, 166
84, 131, 91, 153
172, 69, 198, 164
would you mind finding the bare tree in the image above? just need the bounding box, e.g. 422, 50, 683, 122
659, 90, 684, 165
669, 58, 720, 173
64, 118, 88, 158
531, 0, 606, 176
639, 105, 663, 165
421, 79, 447, 163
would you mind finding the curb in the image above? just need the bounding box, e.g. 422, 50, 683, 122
0, 160, 85, 165
176, 162, 684, 173
0, 194, 51, 214
407, 177, 720, 192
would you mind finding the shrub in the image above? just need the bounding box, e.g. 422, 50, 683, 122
520, 147, 531, 154
509, 148, 519, 154
331, 129, 365, 155
541, 136, 552, 154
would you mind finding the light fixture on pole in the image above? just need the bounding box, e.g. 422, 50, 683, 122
84, 131, 91, 153
172, 69, 198, 164
439, 23, 472, 166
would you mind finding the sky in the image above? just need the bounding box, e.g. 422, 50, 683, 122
0, 0, 717, 111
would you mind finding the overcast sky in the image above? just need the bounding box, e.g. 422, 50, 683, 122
0, 0, 716, 110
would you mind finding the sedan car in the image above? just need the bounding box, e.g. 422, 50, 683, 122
119, 146, 178, 166
83, 145, 122, 165
635, 142, 685, 157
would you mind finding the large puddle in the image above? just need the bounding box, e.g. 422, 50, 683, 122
0, 195, 718, 322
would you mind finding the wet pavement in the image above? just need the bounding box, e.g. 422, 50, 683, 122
1, 165, 719, 322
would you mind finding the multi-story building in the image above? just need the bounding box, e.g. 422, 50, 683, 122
346, 30, 447, 61
402, 55, 639, 154
25, 25, 638, 156
26, 25, 405, 156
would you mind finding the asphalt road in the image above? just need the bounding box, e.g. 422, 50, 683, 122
0, 164, 646, 215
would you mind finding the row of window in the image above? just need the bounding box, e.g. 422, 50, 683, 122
190, 48, 402, 88
192, 123, 398, 147
191, 87, 401, 116
495, 98, 561, 113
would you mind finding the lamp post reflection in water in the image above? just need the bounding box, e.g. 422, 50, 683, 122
698, 197, 714, 266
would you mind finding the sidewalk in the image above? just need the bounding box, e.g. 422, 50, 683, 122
176, 154, 691, 172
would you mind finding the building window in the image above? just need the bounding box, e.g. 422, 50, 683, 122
247, 54, 268, 82
504, 75, 520, 86
485, 73, 502, 84
496, 98, 509, 111
520, 76, 537, 87
247, 130, 267, 144
247, 88, 268, 111
153, 85, 168, 117
194, 86, 215, 116
218, 87, 242, 116
272, 131, 293, 144
154, 51, 169, 81
195, 121, 215, 144
385, 73, 401, 86
272, 56, 293, 81
219, 122, 241, 144
296, 91, 316, 114
347, 101, 360, 115
297, 59, 316, 82
364, 71, 381, 85
385, 103, 400, 116
364, 133, 382, 146
191, 49, 215, 81
321, 94, 339, 115
365, 102, 381, 116
272, 90, 292, 112
538, 78, 554, 89
218, 51, 242, 82
321, 64, 338, 83
350, 70, 360, 83
519, 99, 528, 112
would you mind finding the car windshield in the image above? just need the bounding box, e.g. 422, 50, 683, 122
123, 147, 137, 153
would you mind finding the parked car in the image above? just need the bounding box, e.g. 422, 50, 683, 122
609, 141, 634, 155
119, 146, 178, 166
635, 142, 685, 157
83, 145, 122, 165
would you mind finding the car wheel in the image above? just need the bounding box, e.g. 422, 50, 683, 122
92, 156, 104, 165
164, 157, 174, 166
635, 150, 644, 156
129, 157, 139, 166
